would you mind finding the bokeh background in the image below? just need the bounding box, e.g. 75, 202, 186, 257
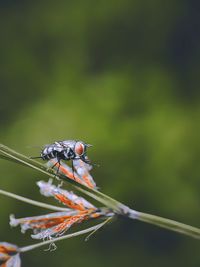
0, 1, 200, 266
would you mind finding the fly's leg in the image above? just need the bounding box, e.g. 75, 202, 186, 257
71, 160, 75, 179
53, 158, 63, 187
51, 158, 61, 176
56, 159, 61, 176
51, 160, 59, 169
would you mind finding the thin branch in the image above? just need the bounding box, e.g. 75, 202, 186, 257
19, 221, 109, 253
0, 144, 200, 240
85, 216, 113, 241
127, 209, 200, 240
0, 189, 70, 212
0, 144, 127, 214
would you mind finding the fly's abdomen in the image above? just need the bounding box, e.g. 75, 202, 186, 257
41, 145, 62, 160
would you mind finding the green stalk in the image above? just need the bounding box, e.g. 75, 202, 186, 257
128, 209, 200, 239
0, 144, 200, 240
0, 189, 70, 212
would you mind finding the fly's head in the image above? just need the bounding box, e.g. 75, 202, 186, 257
74, 141, 92, 164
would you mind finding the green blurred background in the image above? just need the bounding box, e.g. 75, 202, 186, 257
0, 1, 200, 266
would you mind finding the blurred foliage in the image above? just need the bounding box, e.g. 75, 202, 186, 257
0, 1, 200, 267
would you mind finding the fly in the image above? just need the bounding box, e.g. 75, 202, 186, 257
31, 140, 92, 174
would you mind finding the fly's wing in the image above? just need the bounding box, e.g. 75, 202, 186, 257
58, 140, 76, 150
51, 143, 64, 153
42, 142, 65, 155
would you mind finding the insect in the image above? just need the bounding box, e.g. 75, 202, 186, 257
31, 140, 92, 174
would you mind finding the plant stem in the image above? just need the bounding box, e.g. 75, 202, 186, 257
0, 189, 70, 212
84, 216, 113, 241
127, 209, 200, 239
0, 144, 127, 213
0, 144, 200, 240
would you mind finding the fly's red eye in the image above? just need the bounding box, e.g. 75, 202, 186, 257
75, 142, 85, 156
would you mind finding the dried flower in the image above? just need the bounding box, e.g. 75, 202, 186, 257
10, 180, 111, 240
37, 180, 96, 210
47, 159, 97, 189
0, 242, 21, 267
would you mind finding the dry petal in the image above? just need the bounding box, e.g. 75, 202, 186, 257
37, 180, 96, 211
